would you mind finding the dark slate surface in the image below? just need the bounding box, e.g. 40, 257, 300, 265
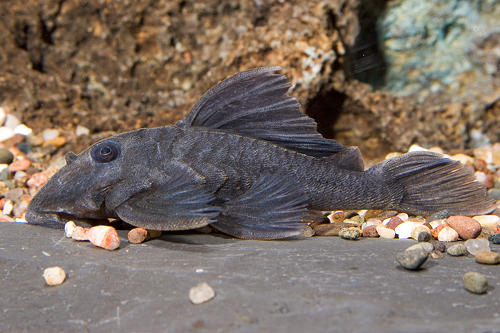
1, 223, 499, 332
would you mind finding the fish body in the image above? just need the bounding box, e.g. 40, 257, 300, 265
26, 67, 495, 239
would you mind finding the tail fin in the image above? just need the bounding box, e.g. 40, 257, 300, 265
370, 151, 495, 216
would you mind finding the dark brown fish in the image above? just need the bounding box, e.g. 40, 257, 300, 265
26, 67, 495, 239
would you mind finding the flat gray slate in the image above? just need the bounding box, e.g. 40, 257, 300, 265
1, 223, 499, 332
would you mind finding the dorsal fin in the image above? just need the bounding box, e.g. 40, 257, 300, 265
178, 67, 345, 157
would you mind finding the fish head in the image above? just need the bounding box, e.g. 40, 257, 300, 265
26, 129, 164, 228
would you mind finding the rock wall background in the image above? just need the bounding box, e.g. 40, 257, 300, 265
1, 0, 499, 160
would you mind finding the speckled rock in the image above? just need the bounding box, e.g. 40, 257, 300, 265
361, 225, 379, 237
339, 228, 361, 240
396, 246, 429, 270
488, 233, 500, 244
447, 216, 482, 240
446, 243, 468, 256
427, 210, 453, 222
463, 272, 488, 294
475, 251, 500, 265
313, 222, 358, 237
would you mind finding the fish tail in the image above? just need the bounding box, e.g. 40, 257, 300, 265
370, 151, 495, 216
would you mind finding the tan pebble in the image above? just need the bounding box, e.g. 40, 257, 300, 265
300, 226, 315, 237
477, 226, 497, 239
475, 251, 500, 265
147, 229, 162, 238
385, 152, 402, 160
375, 225, 395, 239
430, 249, 444, 259
65, 221, 76, 238
473, 215, 500, 228
429, 218, 447, 229
27, 172, 48, 187
411, 225, 431, 241
8, 158, 31, 172
313, 222, 355, 236
432, 224, 448, 239
87, 226, 120, 250
189, 282, 215, 304
438, 226, 459, 242
473, 146, 493, 164
72, 226, 89, 241
2, 199, 13, 215
447, 216, 482, 240
43, 266, 66, 286
450, 153, 474, 164
396, 213, 409, 221
327, 211, 347, 223
128, 228, 148, 244
42, 136, 66, 148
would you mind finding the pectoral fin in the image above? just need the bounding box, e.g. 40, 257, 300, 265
211, 173, 311, 240
115, 168, 220, 230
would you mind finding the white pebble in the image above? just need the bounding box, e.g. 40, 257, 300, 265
408, 144, 429, 152
13, 171, 27, 179
75, 125, 90, 136
189, 282, 215, 304
0, 126, 14, 142
395, 221, 416, 239
4, 114, 20, 129
396, 213, 409, 221
465, 238, 491, 255
376, 225, 396, 239
43, 266, 66, 286
438, 226, 459, 242
0, 164, 8, 172
2, 199, 13, 215
14, 124, 33, 136
65, 221, 76, 238
87, 226, 121, 250
474, 171, 487, 183
472, 215, 500, 228
450, 153, 474, 164
0, 107, 6, 125
42, 128, 60, 142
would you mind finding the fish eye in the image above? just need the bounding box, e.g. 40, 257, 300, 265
91, 142, 120, 163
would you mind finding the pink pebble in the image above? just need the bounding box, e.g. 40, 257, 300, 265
87, 226, 120, 250
8, 158, 31, 172
27, 172, 48, 187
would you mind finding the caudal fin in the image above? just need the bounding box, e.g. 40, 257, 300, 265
371, 151, 495, 216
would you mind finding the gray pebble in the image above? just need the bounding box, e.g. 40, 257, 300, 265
447, 243, 468, 256
396, 246, 429, 270
463, 272, 488, 294
418, 230, 431, 242
338, 228, 361, 240
427, 209, 452, 222
488, 233, 500, 244
0, 148, 13, 164
418, 242, 434, 253
431, 240, 446, 252
488, 188, 500, 200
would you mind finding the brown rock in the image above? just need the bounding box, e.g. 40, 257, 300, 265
386, 216, 403, 230
475, 251, 500, 265
362, 225, 379, 237
447, 216, 482, 240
